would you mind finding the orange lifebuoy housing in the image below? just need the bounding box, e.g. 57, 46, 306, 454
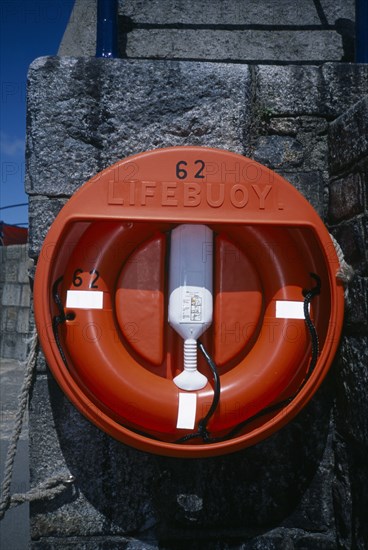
34, 147, 344, 457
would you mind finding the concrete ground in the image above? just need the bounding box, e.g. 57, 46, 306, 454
0, 358, 30, 549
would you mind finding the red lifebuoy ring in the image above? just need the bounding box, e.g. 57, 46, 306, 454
34, 147, 344, 457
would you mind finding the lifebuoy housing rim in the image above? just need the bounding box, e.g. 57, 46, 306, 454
34, 147, 345, 457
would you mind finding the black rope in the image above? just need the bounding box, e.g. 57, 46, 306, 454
176, 272, 321, 444
175, 340, 221, 443
302, 272, 321, 380
52, 277, 74, 367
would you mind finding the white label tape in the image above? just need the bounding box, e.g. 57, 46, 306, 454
276, 300, 309, 319
176, 393, 197, 430
66, 290, 103, 310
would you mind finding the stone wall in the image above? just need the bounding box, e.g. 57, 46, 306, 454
59, 0, 355, 63
26, 57, 368, 548
327, 96, 368, 549
0, 244, 31, 360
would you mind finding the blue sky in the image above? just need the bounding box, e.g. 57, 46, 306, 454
0, 0, 74, 227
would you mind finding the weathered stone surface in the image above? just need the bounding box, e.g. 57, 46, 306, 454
58, 0, 351, 62
153, 391, 334, 541
256, 65, 368, 117
30, 530, 337, 550
58, 0, 96, 56
291, 118, 328, 172
29, 372, 336, 544
253, 135, 304, 169
18, 253, 31, 284
33, 349, 48, 374
32, 536, 159, 549
120, 0, 321, 25
30, 375, 158, 539
268, 117, 300, 136
329, 96, 368, 174
328, 88, 368, 549
1, 284, 21, 307
4, 260, 18, 283
320, 0, 355, 24
328, 172, 365, 223
334, 336, 368, 448
348, 452, 368, 549
253, 94, 330, 189
26, 57, 250, 198
0, 330, 28, 361
269, 116, 328, 139
277, 171, 326, 217
2, 308, 14, 334
2, 244, 28, 261
19, 285, 30, 308
332, 434, 353, 550
28, 197, 67, 259
0, 271, 31, 353
125, 29, 343, 62
17, 307, 30, 334
332, 338, 368, 550
241, 529, 336, 549
344, 276, 368, 334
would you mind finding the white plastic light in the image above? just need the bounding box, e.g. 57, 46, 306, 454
168, 224, 213, 391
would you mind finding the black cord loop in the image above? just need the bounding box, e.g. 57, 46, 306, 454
176, 272, 322, 444
175, 340, 221, 444
52, 277, 72, 367
302, 272, 321, 380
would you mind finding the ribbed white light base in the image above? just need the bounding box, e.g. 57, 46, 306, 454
173, 339, 208, 391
